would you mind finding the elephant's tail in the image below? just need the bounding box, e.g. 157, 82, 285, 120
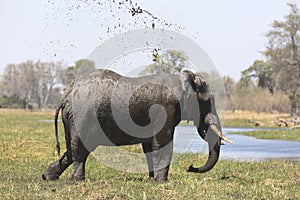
54, 102, 63, 156
54, 80, 74, 157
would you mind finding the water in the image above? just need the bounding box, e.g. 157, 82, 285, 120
174, 126, 300, 162
41, 119, 300, 162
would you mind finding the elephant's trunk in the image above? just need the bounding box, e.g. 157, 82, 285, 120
187, 113, 234, 173
187, 136, 220, 173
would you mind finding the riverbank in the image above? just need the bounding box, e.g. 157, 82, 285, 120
179, 109, 300, 142
180, 110, 300, 142
223, 110, 291, 128
224, 110, 300, 142
227, 128, 300, 142
180, 110, 292, 128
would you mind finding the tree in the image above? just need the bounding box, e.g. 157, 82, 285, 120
0, 96, 26, 109
0, 64, 22, 98
240, 3, 300, 115
0, 60, 63, 109
223, 76, 235, 98
263, 3, 300, 115
139, 49, 187, 75
34, 61, 63, 109
240, 60, 275, 94
60, 59, 96, 86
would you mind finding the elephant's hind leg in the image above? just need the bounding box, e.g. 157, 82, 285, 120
42, 151, 73, 180
71, 137, 90, 181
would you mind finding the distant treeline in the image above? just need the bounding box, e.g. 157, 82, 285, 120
0, 59, 95, 109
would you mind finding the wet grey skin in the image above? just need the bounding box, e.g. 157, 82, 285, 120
42, 69, 233, 182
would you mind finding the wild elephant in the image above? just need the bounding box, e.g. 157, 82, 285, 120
42, 69, 233, 181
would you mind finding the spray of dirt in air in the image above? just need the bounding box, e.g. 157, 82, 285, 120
43, 0, 184, 65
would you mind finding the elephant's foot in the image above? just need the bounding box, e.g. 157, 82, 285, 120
42, 171, 60, 180
42, 161, 63, 181
42, 152, 73, 181
71, 174, 85, 181
71, 161, 86, 181
154, 175, 168, 182
154, 167, 169, 182
149, 171, 154, 178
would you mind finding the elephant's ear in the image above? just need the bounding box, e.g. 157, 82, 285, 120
180, 70, 208, 91
180, 70, 198, 122
180, 70, 197, 93
193, 73, 209, 93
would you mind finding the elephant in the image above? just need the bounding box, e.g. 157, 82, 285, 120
42, 69, 233, 182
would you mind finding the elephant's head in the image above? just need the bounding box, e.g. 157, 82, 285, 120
180, 70, 233, 173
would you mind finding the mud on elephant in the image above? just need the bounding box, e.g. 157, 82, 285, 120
42, 69, 233, 181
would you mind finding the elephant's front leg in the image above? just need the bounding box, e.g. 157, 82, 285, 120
142, 142, 154, 178
151, 129, 174, 182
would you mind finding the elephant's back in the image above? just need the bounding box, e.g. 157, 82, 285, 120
61, 69, 182, 146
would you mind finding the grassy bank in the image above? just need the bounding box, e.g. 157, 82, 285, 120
223, 110, 291, 128
180, 110, 300, 142
228, 128, 300, 142
180, 110, 292, 128
0, 109, 299, 199
223, 110, 300, 142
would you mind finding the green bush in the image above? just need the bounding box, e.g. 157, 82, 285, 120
0, 96, 26, 109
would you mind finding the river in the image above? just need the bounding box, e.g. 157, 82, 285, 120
42, 120, 300, 162
174, 126, 300, 162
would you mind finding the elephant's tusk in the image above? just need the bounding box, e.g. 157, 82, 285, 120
210, 125, 234, 144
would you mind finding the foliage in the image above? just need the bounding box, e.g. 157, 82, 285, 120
139, 49, 187, 75
229, 84, 290, 113
0, 60, 63, 109
265, 2, 300, 114
223, 76, 235, 98
60, 59, 96, 86
240, 3, 300, 115
0, 59, 96, 109
0, 96, 26, 109
0, 110, 299, 199
240, 60, 275, 94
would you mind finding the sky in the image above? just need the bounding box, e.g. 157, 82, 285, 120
0, 0, 296, 80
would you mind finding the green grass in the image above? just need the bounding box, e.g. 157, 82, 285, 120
0, 109, 299, 199
228, 128, 300, 142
